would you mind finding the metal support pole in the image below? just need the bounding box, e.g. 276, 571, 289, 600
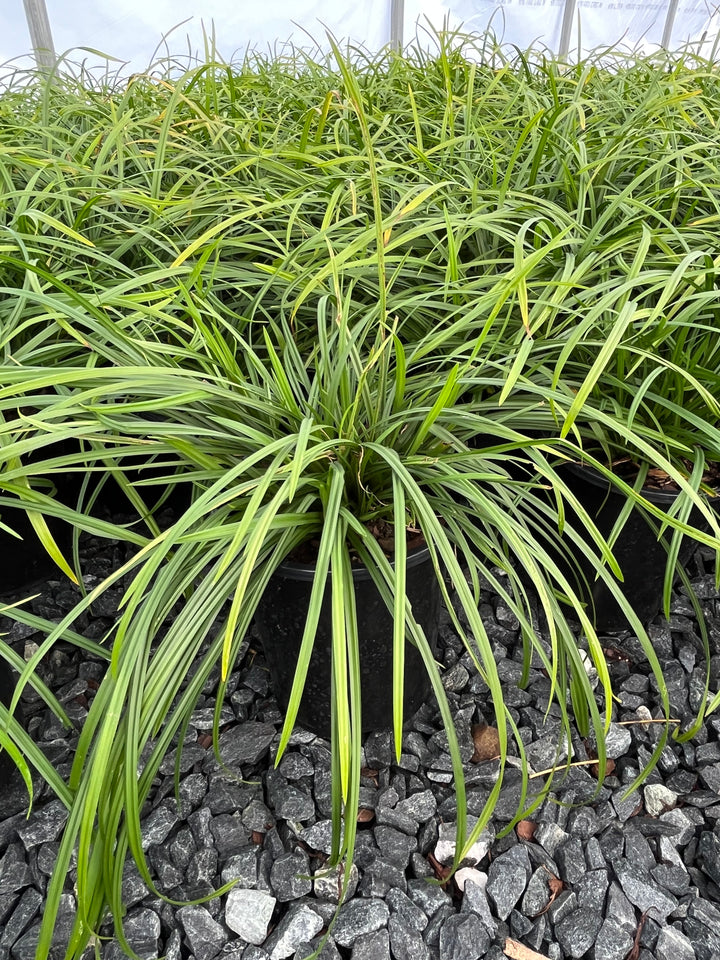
23, 0, 56, 69
558, 0, 578, 57
661, 0, 680, 48
390, 0, 404, 50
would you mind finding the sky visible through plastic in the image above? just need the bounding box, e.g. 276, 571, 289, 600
2, 0, 719, 75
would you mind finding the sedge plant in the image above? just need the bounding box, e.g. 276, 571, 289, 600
0, 299, 682, 959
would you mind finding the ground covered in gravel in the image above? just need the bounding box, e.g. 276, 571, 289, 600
2, 528, 720, 960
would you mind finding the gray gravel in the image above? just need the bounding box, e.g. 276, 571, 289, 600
3, 533, 720, 960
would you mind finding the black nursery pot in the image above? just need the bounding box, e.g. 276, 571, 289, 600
0, 438, 79, 595
0, 432, 191, 595
0, 660, 22, 784
558, 463, 715, 631
254, 546, 441, 736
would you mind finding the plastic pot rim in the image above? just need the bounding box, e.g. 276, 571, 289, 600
566, 460, 719, 506
275, 542, 432, 582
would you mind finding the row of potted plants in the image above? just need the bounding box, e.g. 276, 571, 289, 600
1, 32, 720, 959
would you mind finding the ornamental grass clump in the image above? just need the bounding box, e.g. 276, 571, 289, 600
0, 305, 665, 960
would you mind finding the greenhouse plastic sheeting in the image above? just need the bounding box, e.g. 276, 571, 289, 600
405, 0, 566, 51
2, 1, 391, 70
4, 0, 720, 69
408, 0, 720, 53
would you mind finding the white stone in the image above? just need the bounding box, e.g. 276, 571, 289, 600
225, 888, 276, 944
434, 818, 495, 865
24, 641, 40, 661
644, 783, 678, 818
454, 867, 488, 893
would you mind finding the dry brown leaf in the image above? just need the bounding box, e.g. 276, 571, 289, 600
589, 757, 616, 779
531, 871, 564, 918
584, 741, 616, 780
547, 874, 563, 898
516, 820, 537, 841
427, 852, 452, 884
647, 467, 673, 487
471, 724, 501, 763
503, 938, 550, 960
357, 808, 375, 823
